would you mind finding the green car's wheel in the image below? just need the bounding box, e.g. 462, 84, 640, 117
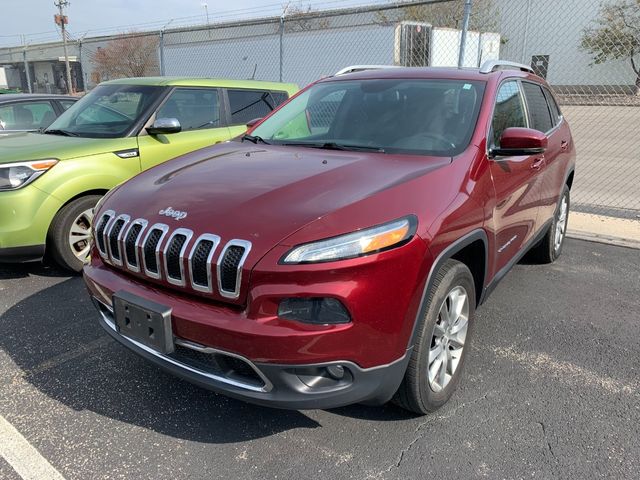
48, 195, 101, 272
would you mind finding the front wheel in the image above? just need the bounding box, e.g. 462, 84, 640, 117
393, 259, 476, 414
47, 195, 101, 272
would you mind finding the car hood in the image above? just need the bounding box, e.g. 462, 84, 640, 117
0, 132, 129, 164
102, 142, 451, 263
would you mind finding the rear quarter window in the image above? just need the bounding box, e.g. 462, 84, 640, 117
228, 89, 288, 125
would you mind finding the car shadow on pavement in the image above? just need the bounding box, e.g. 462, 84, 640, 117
0, 260, 72, 280
0, 277, 323, 443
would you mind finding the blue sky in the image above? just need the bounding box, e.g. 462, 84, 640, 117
1, 0, 389, 46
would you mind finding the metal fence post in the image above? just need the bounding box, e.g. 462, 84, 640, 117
279, 14, 285, 82
159, 31, 165, 76
23, 49, 32, 93
457, 0, 473, 68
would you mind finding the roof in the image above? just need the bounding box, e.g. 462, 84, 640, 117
101, 77, 299, 92
321, 66, 536, 83
0, 93, 77, 102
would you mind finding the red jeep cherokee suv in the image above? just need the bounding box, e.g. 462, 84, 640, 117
83, 61, 575, 414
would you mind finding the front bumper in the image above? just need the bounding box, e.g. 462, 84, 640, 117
92, 296, 410, 409
0, 185, 61, 256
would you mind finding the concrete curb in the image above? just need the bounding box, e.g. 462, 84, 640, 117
567, 212, 640, 250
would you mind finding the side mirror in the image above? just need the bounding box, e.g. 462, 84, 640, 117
246, 117, 263, 129
146, 118, 181, 135
490, 127, 547, 157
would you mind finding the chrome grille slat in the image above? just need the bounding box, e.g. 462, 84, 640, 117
106, 214, 130, 266
122, 219, 148, 272
141, 223, 169, 279
95, 210, 115, 259
188, 234, 221, 293
164, 228, 193, 287
217, 239, 252, 299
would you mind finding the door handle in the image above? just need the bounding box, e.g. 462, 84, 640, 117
531, 157, 545, 170
561, 140, 568, 151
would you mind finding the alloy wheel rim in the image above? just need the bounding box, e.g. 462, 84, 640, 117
68, 208, 94, 262
428, 286, 469, 392
554, 195, 568, 252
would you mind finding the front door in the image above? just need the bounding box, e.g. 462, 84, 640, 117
138, 87, 230, 171
488, 80, 545, 272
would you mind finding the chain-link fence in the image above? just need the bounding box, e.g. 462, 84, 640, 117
0, 0, 638, 215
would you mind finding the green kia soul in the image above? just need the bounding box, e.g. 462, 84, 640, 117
0, 77, 298, 271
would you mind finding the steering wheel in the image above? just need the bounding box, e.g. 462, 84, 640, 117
413, 132, 456, 150
393, 132, 456, 151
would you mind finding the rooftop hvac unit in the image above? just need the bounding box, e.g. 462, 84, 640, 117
394, 22, 432, 67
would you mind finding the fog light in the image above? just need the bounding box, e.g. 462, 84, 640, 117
278, 297, 351, 325
326, 365, 345, 380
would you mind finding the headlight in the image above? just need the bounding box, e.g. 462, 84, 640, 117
282, 216, 417, 264
0, 160, 58, 191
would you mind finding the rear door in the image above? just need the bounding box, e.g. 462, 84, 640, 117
225, 89, 289, 138
488, 79, 545, 271
137, 87, 230, 170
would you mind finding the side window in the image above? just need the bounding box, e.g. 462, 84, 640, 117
491, 81, 527, 147
24, 101, 57, 129
542, 87, 562, 126
0, 105, 16, 129
0, 102, 56, 130
227, 89, 283, 125
156, 88, 220, 131
59, 100, 76, 111
522, 82, 553, 133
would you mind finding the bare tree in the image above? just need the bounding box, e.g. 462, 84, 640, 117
377, 0, 500, 32
581, 0, 640, 95
92, 33, 159, 81
284, 4, 329, 32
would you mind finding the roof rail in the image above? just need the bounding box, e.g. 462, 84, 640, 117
479, 60, 535, 74
334, 65, 399, 76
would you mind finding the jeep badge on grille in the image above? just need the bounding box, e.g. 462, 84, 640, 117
159, 207, 188, 221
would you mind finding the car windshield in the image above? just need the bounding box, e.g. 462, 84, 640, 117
45, 84, 164, 139
250, 78, 486, 156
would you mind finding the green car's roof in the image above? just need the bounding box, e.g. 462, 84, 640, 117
101, 77, 298, 92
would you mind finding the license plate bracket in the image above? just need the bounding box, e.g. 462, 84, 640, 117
112, 290, 174, 354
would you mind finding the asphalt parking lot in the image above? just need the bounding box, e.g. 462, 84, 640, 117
0, 238, 638, 480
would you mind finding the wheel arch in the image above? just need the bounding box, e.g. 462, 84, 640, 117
45, 189, 109, 255
408, 229, 488, 348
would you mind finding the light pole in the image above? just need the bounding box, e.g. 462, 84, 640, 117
202, 2, 210, 25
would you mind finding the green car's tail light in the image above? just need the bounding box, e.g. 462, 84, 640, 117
0, 159, 58, 191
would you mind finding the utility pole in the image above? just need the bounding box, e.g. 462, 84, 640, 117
457, 0, 473, 68
54, 0, 73, 94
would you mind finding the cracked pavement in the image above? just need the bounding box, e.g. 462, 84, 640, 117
0, 238, 639, 479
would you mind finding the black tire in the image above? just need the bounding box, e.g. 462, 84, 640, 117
47, 195, 102, 272
393, 259, 476, 414
528, 185, 570, 264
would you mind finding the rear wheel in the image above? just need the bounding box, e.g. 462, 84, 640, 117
528, 185, 570, 264
48, 195, 101, 272
393, 259, 476, 414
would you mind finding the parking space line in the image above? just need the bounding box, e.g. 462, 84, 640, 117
0, 415, 66, 480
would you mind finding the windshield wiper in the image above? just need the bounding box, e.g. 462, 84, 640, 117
241, 133, 270, 145
43, 129, 79, 137
283, 141, 385, 153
